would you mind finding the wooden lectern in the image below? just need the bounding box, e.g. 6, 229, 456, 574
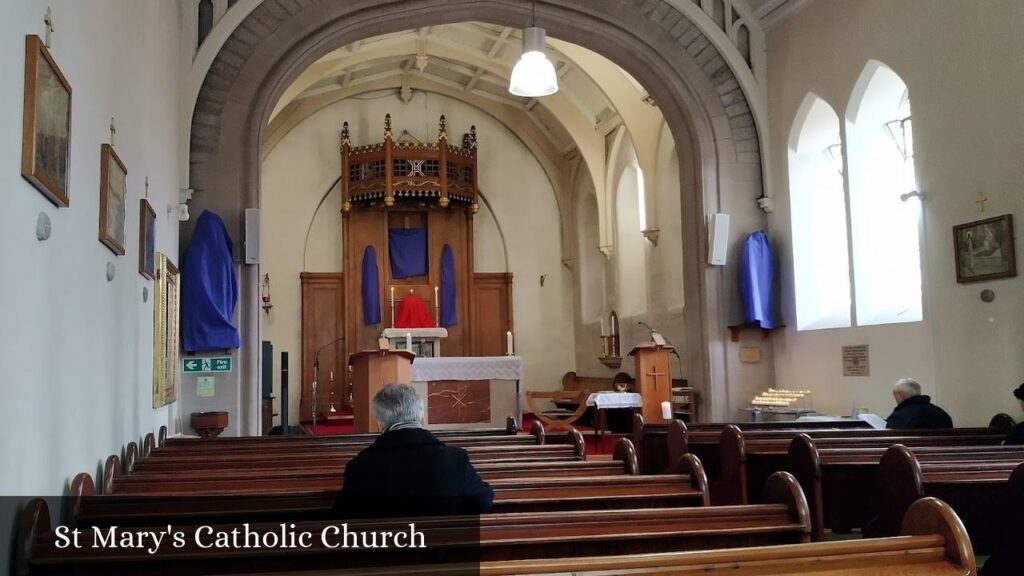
349, 349, 415, 433
629, 343, 673, 424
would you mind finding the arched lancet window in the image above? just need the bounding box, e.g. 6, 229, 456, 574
737, 25, 751, 68
197, 0, 214, 48
788, 94, 852, 330
847, 62, 922, 325
713, 0, 727, 31
616, 165, 648, 317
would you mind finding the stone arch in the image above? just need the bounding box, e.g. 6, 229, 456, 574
188, 0, 766, 429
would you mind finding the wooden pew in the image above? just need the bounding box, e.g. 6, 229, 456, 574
630, 413, 873, 475
714, 425, 1008, 506
310, 497, 973, 576
868, 444, 1024, 554
16, 472, 808, 576
788, 433, 1024, 540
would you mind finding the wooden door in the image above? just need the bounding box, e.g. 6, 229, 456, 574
471, 273, 513, 356
301, 273, 344, 422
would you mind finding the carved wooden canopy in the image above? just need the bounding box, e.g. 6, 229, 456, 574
341, 114, 478, 214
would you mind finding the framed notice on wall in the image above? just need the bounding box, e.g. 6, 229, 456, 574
842, 345, 870, 377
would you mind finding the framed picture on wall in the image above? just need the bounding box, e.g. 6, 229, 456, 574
153, 253, 180, 408
98, 143, 127, 255
21, 34, 72, 207
139, 199, 156, 279
953, 214, 1016, 283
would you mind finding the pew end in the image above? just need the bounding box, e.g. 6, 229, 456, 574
715, 424, 748, 505
761, 471, 812, 543
124, 441, 139, 475
667, 418, 690, 466
505, 415, 518, 434
569, 427, 585, 459
102, 454, 121, 494
612, 438, 639, 475
143, 432, 156, 456
866, 444, 923, 538
989, 413, 1016, 434
158, 425, 168, 447
68, 472, 96, 523
787, 433, 825, 541
901, 497, 977, 575
528, 419, 545, 445
675, 453, 710, 506
14, 498, 50, 576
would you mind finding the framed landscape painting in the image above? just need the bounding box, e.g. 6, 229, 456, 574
139, 199, 156, 279
153, 253, 180, 408
21, 34, 72, 207
953, 214, 1016, 283
98, 143, 127, 255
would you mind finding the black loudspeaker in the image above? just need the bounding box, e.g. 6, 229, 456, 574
261, 341, 273, 400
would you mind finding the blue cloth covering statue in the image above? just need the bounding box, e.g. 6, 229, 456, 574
740, 230, 776, 330
181, 210, 240, 352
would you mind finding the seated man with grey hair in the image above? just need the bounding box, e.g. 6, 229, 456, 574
335, 383, 494, 518
885, 378, 953, 429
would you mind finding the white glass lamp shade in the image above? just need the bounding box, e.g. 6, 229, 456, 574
508, 27, 559, 97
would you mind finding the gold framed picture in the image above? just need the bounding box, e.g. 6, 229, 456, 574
953, 214, 1016, 283
21, 35, 72, 207
98, 144, 127, 255
139, 199, 156, 280
153, 253, 180, 408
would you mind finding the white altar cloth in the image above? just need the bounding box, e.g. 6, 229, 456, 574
411, 356, 523, 382
587, 392, 643, 409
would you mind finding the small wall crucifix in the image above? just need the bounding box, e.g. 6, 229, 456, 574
144, 176, 149, 199
109, 117, 117, 148
975, 191, 988, 213
44, 7, 55, 48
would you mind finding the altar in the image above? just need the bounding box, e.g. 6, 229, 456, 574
410, 356, 522, 430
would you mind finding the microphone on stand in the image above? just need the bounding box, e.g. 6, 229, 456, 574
312, 336, 346, 431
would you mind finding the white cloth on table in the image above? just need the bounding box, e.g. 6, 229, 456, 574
410, 356, 523, 382
586, 392, 643, 409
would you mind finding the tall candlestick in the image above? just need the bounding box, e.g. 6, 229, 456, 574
390, 287, 395, 327
506, 331, 514, 356
406, 332, 413, 353
434, 286, 439, 308
600, 318, 607, 337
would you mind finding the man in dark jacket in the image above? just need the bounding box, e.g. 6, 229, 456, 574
885, 378, 953, 429
335, 383, 494, 518
1002, 383, 1024, 445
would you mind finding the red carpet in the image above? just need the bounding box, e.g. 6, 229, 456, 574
303, 410, 619, 456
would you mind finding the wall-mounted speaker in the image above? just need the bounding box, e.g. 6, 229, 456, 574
244, 208, 261, 264
707, 213, 730, 266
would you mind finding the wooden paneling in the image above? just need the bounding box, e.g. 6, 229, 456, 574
472, 273, 513, 356
301, 273, 344, 423
429, 208, 471, 355
343, 210, 388, 359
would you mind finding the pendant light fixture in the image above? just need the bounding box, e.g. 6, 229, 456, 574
508, 1, 559, 97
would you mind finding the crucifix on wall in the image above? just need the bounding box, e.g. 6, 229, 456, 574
975, 191, 988, 213
44, 7, 55, 48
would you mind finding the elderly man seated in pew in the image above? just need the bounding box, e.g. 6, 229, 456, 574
885, 378, 953, 429
335, 383, 494, 518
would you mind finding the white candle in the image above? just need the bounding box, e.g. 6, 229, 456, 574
506, 331, 514, 356
390, 286, 395, 305
434, 286, 439, 308
406, 332, 412, 353
661, 401, 672, 420
600, 318, 607, 337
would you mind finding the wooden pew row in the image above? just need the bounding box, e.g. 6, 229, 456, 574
715, 425, 1008, 506
299, 497, 974, 576
789, 433, 1024, 540
867, 445, 1024, 554
17, 472, 808, 576
632, 414, 878, 474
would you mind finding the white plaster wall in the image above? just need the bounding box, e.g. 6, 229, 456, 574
766, 0, 1024, 423
0, 1, 183, 496
261, 91, 573, 424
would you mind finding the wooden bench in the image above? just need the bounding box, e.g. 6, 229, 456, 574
714, 424, 1009, 505
868, 444, 1024, 554
789, 433, 1024, 540
16, 471, 807, 576
309, 497, 973, 576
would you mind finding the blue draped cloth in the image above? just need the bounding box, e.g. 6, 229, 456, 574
362, 246, 381, 325
181, 210, 240, 352
740, 230, 776, 329
440, 244, 457, 327
388, 228, 428, 279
